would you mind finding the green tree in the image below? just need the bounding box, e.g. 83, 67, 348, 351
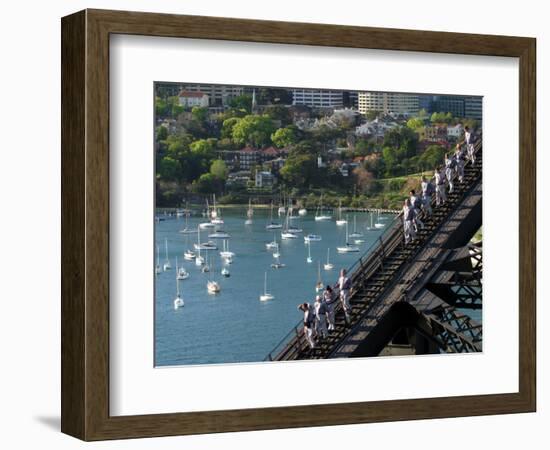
229, 94, 253, 113
383, 126, 418, 159
258, 88, 293, 105
430, 111, 453, 124
221, 117, 240, 139
406, 117, 424, 130
280, 153, 316, 188
264, 105, 292, 125
210, 159, 228, 180
158, 156, 181, 181
418, 145, 447, 170
193, 173, 218, 194
382, 146, 398, 176
271, 126, 298, 148
156, 125, 168, 141
191, 106, 208, 123
232, 115, 275, 147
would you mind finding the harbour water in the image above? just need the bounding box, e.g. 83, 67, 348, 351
154, 207, 393, 366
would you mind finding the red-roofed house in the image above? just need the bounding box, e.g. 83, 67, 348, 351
261, 146, 279, 158
178, 90, 209, 108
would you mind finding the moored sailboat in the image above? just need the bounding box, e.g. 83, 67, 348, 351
259, 272, 274, 301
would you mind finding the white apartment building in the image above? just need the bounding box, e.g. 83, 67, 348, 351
178, 91, 209, 108
358, 92, 420, 116
292, 89, 344, 108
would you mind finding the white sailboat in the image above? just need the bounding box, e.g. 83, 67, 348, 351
271, 244, 285, 268
201, 253, 210, 273
259, 272, 274, 301
173, 272, 184, 309
199, 200, 216, 229
277, 194, 286, 216
266, 234, 278, 250
245, 198, 253, 225
349, 215, 364, 238
221, 267, 230, 277
298, 205, 307, 216
281, 209, 298, 239
175, 256, 190, 280
219, 240, 235, 258
155, 245, 161, 275
316, 262, 324, 292
336, 200, 347, 226
374, 210, 385, 229
184, 249, 196, 261
266, 202, 282, 229
211, 194, 224, 225
337, 222, 360, 253
306, 241, 313, 264
194, 223, 218, 250
163, 238, 172, 271
314, 194, 332, 221
195, 226, 205, 266
324, 248, 334, 271
206, 256, 220, 293
179, 208, 197, 234
273, 242, 281, 259
366, 212, 375, 231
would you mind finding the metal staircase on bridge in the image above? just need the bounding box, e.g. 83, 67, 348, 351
266, 142, 483, 361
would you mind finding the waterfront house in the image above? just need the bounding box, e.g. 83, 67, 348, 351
178, 90, 209, 108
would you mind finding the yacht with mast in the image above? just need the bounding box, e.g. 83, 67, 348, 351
175, 256, 189, 280
337, 222, 360, 253
266, 202, 283, 229
210, 194, 224, 225
314, 194, 332, 221
335, 200, 347, 226
316, 262, 324, 292
324, 248, 334, 270
245, 198, 254, 225
155, 245, 161, 275
173, 271, 184, 309
163, 238, 172, 271
349, 215, 364, 238
259, 272, 274, 301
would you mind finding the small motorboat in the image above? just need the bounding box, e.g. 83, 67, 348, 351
208, 230, 231, 239
221, 267, 230, 277
199, 222, 215, 229
194, 241, 217, 250
304, 234, 322, 242
183, 249, 196, 261
281, 231, 298, 240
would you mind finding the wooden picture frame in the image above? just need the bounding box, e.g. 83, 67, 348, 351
61, 9, 536, 441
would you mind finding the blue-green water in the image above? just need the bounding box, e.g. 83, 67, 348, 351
154, 208, 391, 366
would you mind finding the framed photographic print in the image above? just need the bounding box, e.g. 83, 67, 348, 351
61, 9, 536, 441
